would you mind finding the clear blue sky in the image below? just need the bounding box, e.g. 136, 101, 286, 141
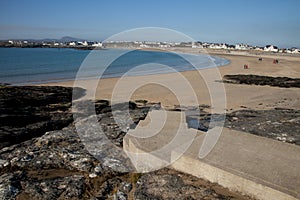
0, 0, 299, 47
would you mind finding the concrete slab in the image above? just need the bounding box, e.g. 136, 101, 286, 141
172, 128, 300, 200
123, 110, 300, 199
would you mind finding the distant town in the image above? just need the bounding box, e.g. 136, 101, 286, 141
0, 36, 299, 54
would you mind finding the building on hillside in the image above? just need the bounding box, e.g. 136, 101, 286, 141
209, 43, 228, 49
290, 47, 300, 53
92, 42, 102, 47
254, 46, 264, 51
235, 44, 250, 50
264, 45, 279, 52
68, 41, 76, 46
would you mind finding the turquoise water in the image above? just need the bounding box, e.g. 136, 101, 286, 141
0, 48, 229, 85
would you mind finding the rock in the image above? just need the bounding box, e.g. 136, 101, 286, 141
134, 168, 236, 200
94, 164, 103, 174
186, 108, 300, 145
225, 109, 300, 145
102, 157, 129, 173
119, 182, 132, 193
232, 117, 238, 121
89, 173, 97, 178
0, 159, 9, 169
116, 190, 127, 200
18, 174, 85, 200
223, 74, 300, 88
71, 157, 93, 172
0, 85, 85, 149
96, 178, 122, 198
0, 172, 22, 200
20, 154, 34, 162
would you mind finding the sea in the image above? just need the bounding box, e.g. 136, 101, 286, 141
0, 48, 229, 85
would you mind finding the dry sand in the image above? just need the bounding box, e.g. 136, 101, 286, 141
41, 50, 300, 112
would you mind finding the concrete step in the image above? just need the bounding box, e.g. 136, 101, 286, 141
171, 127, 300, 200
123, 109, 198, 171
124, 109, 300, 199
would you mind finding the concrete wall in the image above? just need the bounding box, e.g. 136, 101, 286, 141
171, 151, 297, 200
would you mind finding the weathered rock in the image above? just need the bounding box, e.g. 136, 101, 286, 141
119, 182, 132, 193
134, 168, 243, 200
223, 74, 300, 88
0, 85, 85, 149
225, 109, 300, 145
0, 173, 21, 199
186, 108, 300, 145
16, 173, 85, 200
115, 190, 127, 200
96, 177, 122, 199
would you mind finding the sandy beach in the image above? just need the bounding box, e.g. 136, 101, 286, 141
41, 49, 300, 112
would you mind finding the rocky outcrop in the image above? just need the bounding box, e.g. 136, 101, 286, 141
223, 74, 300, 88
187, 108, 300, 145
135, 169, 245, 200
0, 85, 85, 149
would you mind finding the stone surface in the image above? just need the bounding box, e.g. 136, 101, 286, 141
223, 74, 300, 88
187, 109, 300, 145
0, 85, 85, 149
135, 168, 248, 200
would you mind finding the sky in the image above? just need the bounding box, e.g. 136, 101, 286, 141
0, 0, 300, 48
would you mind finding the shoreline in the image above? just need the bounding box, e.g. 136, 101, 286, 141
4, 47, 299, 86
39, 49, 300, 111
35, 47, 300, 85
3, 47, 229, 86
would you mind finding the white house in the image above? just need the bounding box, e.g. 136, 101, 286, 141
139, 44, 150, 48
159, 44, 170, 48
92, 42, 103, 47
202, 42, 210, 48
285, 48, 300, 54
291, 48, 300, 54
76, 41, 86, 46
82, 41, 88, 46
254, 46, 264, 51
235, 44, 250, 50
192, 44, 203, 48
264, 45, 278, 52
68, 42, 76, 46
209, 43, 228, 49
